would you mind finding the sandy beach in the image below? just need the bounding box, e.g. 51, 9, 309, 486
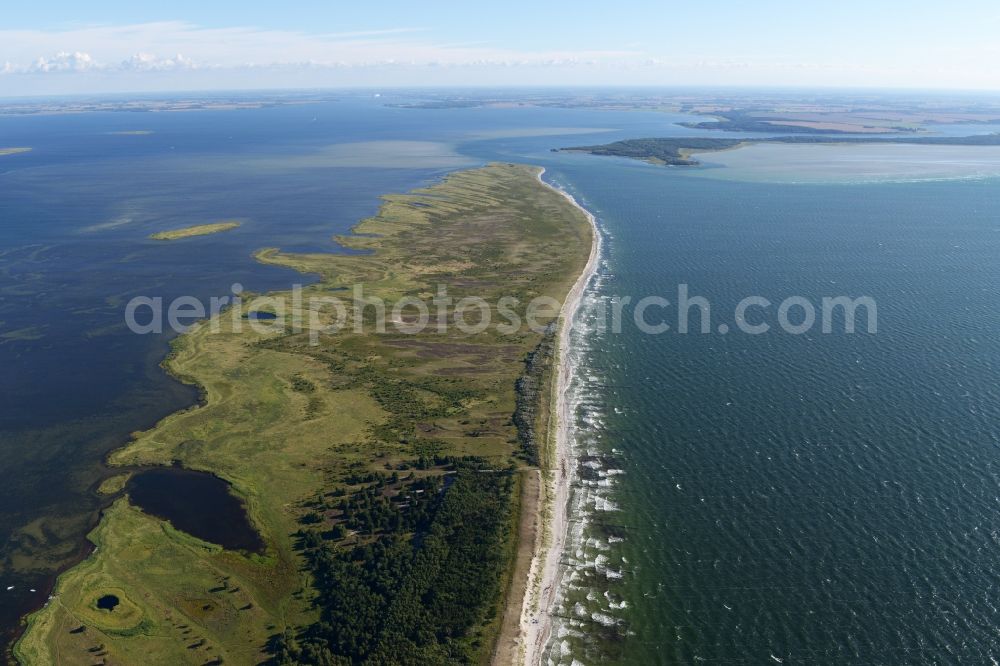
516, 168, 601, 665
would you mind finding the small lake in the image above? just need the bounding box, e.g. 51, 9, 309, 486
126, 468, 264, 554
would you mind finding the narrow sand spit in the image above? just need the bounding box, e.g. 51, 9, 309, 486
517, 168, 601, 665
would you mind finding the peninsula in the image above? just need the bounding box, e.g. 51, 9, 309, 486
16, 163, 593, 665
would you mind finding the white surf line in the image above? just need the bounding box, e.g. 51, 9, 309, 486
519, 167, 602, 666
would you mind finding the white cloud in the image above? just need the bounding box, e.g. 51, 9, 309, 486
1, 19, 998, 93
0, 49, 204, 77
28, 51, 100, 73
0, 21, 634, 75
120, 53, 198, 72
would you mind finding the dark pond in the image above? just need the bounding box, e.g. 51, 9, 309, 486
126, 468, 264, 553
95, 594, 119, 611
245, 311, 278, 320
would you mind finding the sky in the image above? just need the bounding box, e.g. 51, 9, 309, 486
3, 1, 1000, 96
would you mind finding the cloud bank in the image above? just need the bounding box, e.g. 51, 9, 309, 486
0, 21, 632, 76
2, 19, 999, 94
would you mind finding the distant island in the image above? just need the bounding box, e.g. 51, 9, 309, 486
0, 93, 332, 116
679, 110, 920, 134
560, 133, 1000, 166
106, 130, 154, 136
0, 147, 31, 156
150, 221, 241, 240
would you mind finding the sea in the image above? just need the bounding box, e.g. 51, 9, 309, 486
3, 91, 1000, 663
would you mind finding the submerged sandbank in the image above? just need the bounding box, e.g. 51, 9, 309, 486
150, 220, 241, 240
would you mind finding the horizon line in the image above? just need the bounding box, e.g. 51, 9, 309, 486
4, 83, 1000, 103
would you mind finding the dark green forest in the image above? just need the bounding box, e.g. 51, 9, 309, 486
271, 459, 516, 665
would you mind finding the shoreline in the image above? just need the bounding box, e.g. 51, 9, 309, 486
517, 168, 602, 665
4, 332, 203, 663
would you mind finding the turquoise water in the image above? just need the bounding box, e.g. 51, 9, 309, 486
692, 142, 1000, 183
4, 93, 1000, 663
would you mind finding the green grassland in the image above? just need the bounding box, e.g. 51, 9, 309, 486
16, 163, 591, 665
150, 221, 242, 241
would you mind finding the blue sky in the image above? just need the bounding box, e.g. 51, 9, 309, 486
3, 1, 1000, 95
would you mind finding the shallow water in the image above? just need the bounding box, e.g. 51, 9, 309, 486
0, 100, 447, 647
690, 142, 1000, 183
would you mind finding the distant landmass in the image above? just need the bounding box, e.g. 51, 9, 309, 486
0, 94, 332, 116
560, 133, 1000, 166
679, 110, 920, 134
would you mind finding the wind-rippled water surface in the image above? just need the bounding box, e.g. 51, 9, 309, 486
540, 154, 1000, 664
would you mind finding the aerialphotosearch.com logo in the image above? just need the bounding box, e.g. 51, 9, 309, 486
124, 283, 877, 343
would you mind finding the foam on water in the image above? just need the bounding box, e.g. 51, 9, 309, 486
541, 189, 632, 665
